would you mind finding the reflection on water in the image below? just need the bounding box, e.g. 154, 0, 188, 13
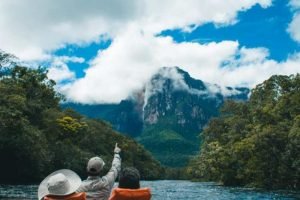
0, 180, 299, 200
0, 184, 37, 199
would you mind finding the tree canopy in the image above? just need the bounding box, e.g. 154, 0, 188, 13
0, 52, 164, 183
187, 74, 300, 189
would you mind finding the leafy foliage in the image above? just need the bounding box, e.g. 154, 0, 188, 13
138, 128, 198, 167
187, 74, 300, 189
0, 55, 164, 183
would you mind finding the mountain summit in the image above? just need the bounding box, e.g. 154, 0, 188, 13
64, 67, 249, 167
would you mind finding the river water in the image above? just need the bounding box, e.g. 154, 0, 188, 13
0, 180, 299, 200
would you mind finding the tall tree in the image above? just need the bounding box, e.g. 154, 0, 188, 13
188, 74, 300, 189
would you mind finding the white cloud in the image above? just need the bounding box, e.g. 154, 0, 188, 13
237, 47, 270, 64
3, 0, 298, 104
289, 0, 300, 9
0, 0, 271, 61
47, 56, 84, 83
288, 13, 300, 43
64, 27, 239, 103
218, 49, 300, 88
48, 65, 75, 84
204, 83, 244, 97
0, 0, 139, 60
64, 29, 300, 103
288, 0, 300, 43
139, 0, 272, 33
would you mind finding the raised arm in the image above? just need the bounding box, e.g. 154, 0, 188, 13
103, 143, 121, 187
112, 143, 121, 171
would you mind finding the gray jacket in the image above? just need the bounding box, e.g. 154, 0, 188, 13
77, 153, 121, 200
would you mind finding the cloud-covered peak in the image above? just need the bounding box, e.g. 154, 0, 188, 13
62, 31, 239, 104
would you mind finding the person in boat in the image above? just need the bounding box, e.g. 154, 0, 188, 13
77, 143, 121, 200
38, 169, 86, 200
109, 167, 151, 200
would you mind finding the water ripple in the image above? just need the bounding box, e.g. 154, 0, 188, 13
0, 181, 299, 200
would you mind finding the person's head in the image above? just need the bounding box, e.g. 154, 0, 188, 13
87, 156, 105, 176
118, 167, 140, 189
38, 169, 82, 200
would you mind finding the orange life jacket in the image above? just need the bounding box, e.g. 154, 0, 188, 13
44, 192, 86, 200
109, 188, 151, 200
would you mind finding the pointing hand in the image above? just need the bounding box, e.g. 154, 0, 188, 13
114, 143, 121, 154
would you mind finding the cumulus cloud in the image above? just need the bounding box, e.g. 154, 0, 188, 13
64, 27, 239, 103
47, 56, 84, 84
218, 50, 300, 89
289, 0, 300, 9
0, 0, 271, 61
288, 13, 300, 43
64, 31, 300, 103
0, 0, 139, 60
288, 0, 300, 43
3, 0, 298, 104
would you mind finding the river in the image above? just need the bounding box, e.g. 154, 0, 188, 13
0, 180, 299, 199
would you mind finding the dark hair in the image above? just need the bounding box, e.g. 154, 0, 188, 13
118, 167, 140, 189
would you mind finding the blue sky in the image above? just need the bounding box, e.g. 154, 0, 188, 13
0, 0, 299, 103
53, 39, 112, 78
160, 0, 300, 61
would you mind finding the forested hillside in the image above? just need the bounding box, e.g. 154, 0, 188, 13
187, 74, 300, 189
65, 67, 249, 167
0, 55, 164, 183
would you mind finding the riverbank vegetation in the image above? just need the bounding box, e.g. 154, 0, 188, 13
0, 53, 164, 183
188, 74, 300, 189
1, 51, 299, 190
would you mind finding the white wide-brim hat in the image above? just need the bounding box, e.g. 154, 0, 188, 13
38, 169, 81, 200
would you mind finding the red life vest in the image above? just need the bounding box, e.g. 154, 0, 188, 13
44, 192, 86, 200
109, 188, 151, 200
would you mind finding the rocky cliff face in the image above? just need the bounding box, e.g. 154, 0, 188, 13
63, 67, 249, 167
137, 67, 249, 166
143, 67, 222, 134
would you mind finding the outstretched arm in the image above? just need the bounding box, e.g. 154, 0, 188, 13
112, 143, 121, 172
104, 143, 121, 187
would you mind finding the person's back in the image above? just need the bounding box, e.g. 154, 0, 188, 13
78, 175, 116, 200
77, 143, 121, 200
109, 167, 151, 200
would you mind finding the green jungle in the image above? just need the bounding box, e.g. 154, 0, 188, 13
0, 51, 299, 190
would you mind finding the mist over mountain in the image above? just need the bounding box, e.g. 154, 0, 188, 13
64, 67, 249, 167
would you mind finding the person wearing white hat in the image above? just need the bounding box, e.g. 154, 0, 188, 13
77, 143, 121, 200
38, 169, 86, 200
